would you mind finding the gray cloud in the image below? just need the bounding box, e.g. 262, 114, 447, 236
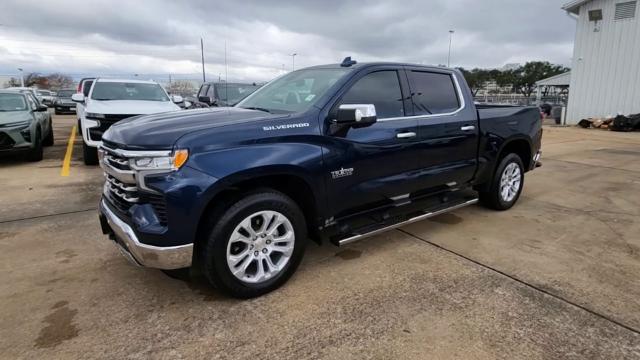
0, 0, 576, 82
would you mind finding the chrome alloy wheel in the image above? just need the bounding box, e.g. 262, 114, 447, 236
499, 162, 521, 203
226, 210, 295, 284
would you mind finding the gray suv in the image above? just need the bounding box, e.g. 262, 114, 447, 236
0, 90, 53, 161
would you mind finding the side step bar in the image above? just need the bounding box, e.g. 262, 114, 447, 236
337, 198, 478, 246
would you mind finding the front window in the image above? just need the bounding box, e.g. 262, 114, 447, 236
216, 84, 261, 105
236, 68, 349, 114
0, 93, 28, 111
57, 90, 75, 98
90, 82, 169, 101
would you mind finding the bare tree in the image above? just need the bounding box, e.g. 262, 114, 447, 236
166, 80, 197, 97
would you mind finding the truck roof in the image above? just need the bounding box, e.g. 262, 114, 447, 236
94, 78, 161, 84
306, 62, 452, 72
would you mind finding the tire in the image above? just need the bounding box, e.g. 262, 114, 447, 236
43, 121, 54, 146
82, 140, 99, 165
27, 128, 43, 162
77, 119, 81, 135
479, 153, 524, 210
201, 190, 307, 298
54, 110, 60, 115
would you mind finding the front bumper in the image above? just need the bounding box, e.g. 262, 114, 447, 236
99, 200, 193, 269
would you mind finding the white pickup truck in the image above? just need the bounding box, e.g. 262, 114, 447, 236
71, 78, 183, 165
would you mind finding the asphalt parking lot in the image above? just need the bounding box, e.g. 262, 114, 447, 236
1, 113, 639, 359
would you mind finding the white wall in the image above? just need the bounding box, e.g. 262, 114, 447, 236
567, 0, 640, 123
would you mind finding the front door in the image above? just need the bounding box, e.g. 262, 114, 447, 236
323, 68, 423, 219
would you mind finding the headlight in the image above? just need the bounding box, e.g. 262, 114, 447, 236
85, 112, 105, 119
129, 149, 189, 171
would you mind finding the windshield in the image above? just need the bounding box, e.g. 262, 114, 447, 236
217, 84, 260, 104
236, 68, 349, 113
0, 93, 28, 111
57, 90, 75, 98
90, 82, 169, 101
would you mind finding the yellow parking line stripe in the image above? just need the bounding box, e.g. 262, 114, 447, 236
61, 125, 76, 177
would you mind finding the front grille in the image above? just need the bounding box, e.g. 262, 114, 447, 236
88, 114, 139, 142
101, 147, 168, 226
103, 150, 131, 171
0, 132, 15, 149
104, 174, 138, 213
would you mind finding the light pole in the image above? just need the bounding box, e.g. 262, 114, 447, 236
17, 68, 24, 87
447, 30, 454, 67
290, 53, 297, 71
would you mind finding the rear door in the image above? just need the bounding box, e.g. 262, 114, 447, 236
405, 68, 479, 188
324, 67, 423, 218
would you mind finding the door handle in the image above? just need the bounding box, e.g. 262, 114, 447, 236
460, 125, 476, 131
396, 132, 416, 139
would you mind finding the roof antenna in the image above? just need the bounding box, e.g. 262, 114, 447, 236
341, 56, 357, 67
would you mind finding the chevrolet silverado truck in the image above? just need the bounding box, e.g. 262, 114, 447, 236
98, 58, 542, 298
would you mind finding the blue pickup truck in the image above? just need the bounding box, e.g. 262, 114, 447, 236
98, 58, 542, 298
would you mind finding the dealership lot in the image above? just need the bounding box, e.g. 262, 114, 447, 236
1, 113, 639, 358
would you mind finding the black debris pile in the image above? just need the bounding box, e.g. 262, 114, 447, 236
577, 113, 640, 132
610, 113, 640, 132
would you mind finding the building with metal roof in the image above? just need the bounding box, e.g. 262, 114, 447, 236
563, 0, 640, 123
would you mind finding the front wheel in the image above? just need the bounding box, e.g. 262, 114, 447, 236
27, 128, 43, 162
202, 190, 307, 298
479, 153, 524, 210
43, 121, 54, 146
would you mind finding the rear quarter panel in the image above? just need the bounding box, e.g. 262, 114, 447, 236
474, 106, 542, 185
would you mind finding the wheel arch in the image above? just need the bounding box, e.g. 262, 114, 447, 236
193, 168, 324, 264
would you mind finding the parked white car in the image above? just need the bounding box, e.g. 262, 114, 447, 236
71, 78, 182, 165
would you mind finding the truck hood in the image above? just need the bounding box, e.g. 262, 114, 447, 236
86, 100, 180, 115
0, 111, 32, 126
103, 107, 287, 149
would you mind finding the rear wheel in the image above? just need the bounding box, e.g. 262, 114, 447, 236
479, 153, 524, 210
82, 141, 99, 165
201, 190, 307, 298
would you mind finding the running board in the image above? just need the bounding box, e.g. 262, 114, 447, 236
336, 198, 478, 246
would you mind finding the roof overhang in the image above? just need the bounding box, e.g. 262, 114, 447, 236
562, 0, 591, 14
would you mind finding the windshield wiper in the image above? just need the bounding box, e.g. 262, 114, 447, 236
241, 106, 271, 113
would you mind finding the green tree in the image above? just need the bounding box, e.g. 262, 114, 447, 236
512, 61, 569, 98
458, 68, 492, 96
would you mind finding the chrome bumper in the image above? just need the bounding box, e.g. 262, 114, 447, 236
100, 200, 193, 270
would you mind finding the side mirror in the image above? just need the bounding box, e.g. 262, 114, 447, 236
171, 95, 183, 103
198, 96, 216, 106
36, 104, 48, 112
335, 104, 377, 125
71, 93, 85, 103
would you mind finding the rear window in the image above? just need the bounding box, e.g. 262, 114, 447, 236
57, 90, 75, 97
406, 71, 460, 115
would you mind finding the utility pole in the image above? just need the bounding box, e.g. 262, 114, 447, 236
224, 41, 228, 101
290, 53, 297, 71
447, 30, 455, 67
200, 37, 206, 82
17, 68, 24, 87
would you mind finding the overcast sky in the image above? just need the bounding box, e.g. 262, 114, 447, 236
0, 0, 576, 82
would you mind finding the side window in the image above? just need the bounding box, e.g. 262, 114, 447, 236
198, 85, 209, 98
25, 94, 38, 109
83, 80, 94, 97
339, 71, 404, 119
207, 85, 216, 99
407, 71, 460, 115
